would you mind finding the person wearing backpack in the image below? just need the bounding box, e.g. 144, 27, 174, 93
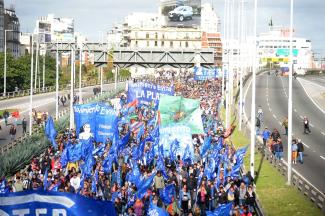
297, 139, 304, 164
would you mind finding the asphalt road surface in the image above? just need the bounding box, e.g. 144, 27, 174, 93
0, 83, 121, 147
302, 74, 325, 86
244, 73, 325, 193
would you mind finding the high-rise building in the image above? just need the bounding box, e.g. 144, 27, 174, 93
4, 6, 20, 57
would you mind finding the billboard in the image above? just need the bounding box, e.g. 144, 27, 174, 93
38, 21, 51, 43
160, 0, 201, 28
52, 18, 74, 42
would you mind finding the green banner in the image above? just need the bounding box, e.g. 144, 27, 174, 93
158, 95, 204, 134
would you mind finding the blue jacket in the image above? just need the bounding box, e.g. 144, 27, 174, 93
262, 130, 271, 140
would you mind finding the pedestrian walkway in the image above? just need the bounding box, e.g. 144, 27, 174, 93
297, 77, 325, 113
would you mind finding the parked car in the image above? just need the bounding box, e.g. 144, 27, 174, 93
168, 6, 193, 22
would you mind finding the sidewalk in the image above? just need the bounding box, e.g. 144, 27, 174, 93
297, 78, 325, 113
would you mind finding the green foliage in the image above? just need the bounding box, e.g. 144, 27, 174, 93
0, 53, 57, 92
119, 68, 131, 78
0, 134, 50, 177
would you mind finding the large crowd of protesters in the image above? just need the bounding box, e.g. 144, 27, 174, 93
1, 72, 257, 216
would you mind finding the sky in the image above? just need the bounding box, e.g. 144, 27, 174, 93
8, 0, 325, 56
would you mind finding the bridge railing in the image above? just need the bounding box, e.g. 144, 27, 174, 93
0, 78, 129, 101
0, 82, 127, 155
240, 70, 325, 214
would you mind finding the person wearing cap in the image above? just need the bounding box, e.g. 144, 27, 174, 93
297, 139, 304, 164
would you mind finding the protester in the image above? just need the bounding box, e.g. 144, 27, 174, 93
9, 125, 17, 140
297, 139, 304, 164
22, 118, 27, 135
303, 117, 311, 134
282, 117, 288, 135
292, 139, 298, 164
3, 75, 255, 216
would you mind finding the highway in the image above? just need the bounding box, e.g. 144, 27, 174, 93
244, 73, 325, 193
0, 83, 120, 148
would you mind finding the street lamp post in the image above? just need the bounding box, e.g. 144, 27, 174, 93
3, 29, 14, 97
55, 41, 59, 119
287, 0, 294, 185
70, 48, 75, 129
79, 43, 83, 103
250, 0, 258, 179
29, 34, 34, 135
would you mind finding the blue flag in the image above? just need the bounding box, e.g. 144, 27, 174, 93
157, 155, 168, 179
182, 144, 192, 165
159, 184, 176, 205
45, 116, 57, 149
67, 143, 83, 162
0, 190, 116, 216
127, 160, 141, 187
103, 154, 114, 173
135, 171, 156, 199
137, 124, 145, 142
236, 146, 248, 165
148, 202, 169, 216
201, 136, 212, 157
60, 148, 68, 168
117, 131, 131, 151
206, 202, 233, 216
230, 163, 241, 178
80, 154, 95, 177
81, 138, 94, 160
92, 170, 98, 193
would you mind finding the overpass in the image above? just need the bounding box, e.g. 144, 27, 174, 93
45, 42, 215, 68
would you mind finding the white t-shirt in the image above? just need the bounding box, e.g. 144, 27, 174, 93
70, 176, 80, 191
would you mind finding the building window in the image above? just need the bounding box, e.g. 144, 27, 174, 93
147, 41, 150, 47
161, 41, 164, 47
146, 33, 149, 39
155, 32, 158, 39
185, 41, 189, 48
135, 41, 138, 47
155, 41, 158, 47
170, 41, 173, 47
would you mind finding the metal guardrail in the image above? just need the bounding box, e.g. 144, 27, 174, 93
0, 83, 126, 155
0, 78, 129, 100
239, 70, 325, 214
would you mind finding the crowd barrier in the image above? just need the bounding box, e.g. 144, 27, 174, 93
239, 70, 325, 214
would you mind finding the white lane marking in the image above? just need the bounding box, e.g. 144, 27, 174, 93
297, 78, 325, 115
294, 109, 297, 112
278, 121, 282, 125
321, 132, 325, 136
302, 142, 310, 149
320, 156, 325, 160
273, 114, 277, 119
269, 107, 272, 112
300, 78, 325, 89
299, 115, 304, 119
